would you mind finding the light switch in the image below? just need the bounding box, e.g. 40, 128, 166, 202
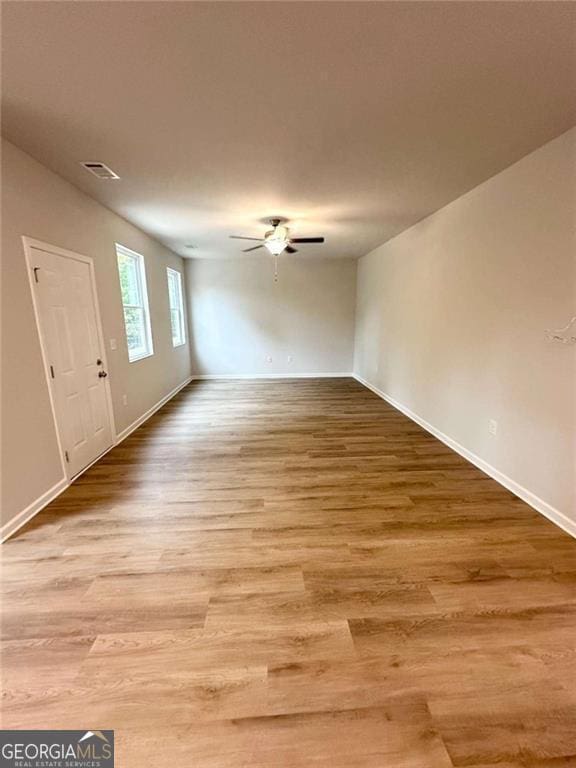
110, 338, 117, 351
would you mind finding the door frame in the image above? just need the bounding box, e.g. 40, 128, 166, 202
22, 236, 117, 480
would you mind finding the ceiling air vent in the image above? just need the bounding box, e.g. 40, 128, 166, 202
80, 162, 120, 180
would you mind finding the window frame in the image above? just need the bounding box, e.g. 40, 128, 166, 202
166, 267, 186, 348
116, 244, 154, 363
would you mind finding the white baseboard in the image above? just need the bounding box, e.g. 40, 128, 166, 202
353, 373, 576, 540
115, 376, 193, 443
191, 373, 354, 380
2, 376, 193, 542
1, 477, 68, 543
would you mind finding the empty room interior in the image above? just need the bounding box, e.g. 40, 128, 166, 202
1, 1, 576, 765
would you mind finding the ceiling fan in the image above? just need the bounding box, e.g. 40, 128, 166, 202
230, 218, 325, 255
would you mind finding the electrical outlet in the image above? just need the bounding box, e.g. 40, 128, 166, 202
109, 338, 117, 351
122, 394, 128, 406
488, 419, 498, 437
287, 355, 293, 363
266, 355, 273, 363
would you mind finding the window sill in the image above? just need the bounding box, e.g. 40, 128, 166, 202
128, 350, 154, 363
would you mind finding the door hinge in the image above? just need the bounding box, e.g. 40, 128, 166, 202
49, 365, 55, 379
64, 451, 70, 463
33, 267, 40, 283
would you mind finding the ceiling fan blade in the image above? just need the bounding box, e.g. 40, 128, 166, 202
285, 245, 298, 254
290, 237, 325, 244
229, 236, 263, 241
243, 244, 264, 252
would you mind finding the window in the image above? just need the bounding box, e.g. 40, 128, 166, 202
116, 244, 154, 362
166, 267, 186, 347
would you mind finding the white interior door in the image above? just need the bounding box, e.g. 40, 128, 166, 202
29, 244, 114, 477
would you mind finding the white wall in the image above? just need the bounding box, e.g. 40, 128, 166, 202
186, 257, 357, 377
354, 128, 576, 528
1, 139, 192, 532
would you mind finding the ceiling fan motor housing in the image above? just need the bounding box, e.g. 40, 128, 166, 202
265, 224, 289, 243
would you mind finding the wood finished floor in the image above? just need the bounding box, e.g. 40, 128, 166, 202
2, 378, 576, 767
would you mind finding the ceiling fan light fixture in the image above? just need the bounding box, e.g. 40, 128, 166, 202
264, 238, 288, 255
264, 224, 289, 255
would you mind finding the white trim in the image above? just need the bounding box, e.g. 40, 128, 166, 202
353, 373, 576, 540
191, 373, 354, 380
1, 375, 193, 542
1, 478, 68, 543
22, 236, 117, 480
115, 376, 192, 443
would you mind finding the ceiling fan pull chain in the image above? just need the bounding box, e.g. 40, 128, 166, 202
274, 255, 279, 282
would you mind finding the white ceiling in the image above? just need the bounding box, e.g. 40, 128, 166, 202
2, 1, 576, 259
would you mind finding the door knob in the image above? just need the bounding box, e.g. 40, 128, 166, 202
98, 370, 108, 378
